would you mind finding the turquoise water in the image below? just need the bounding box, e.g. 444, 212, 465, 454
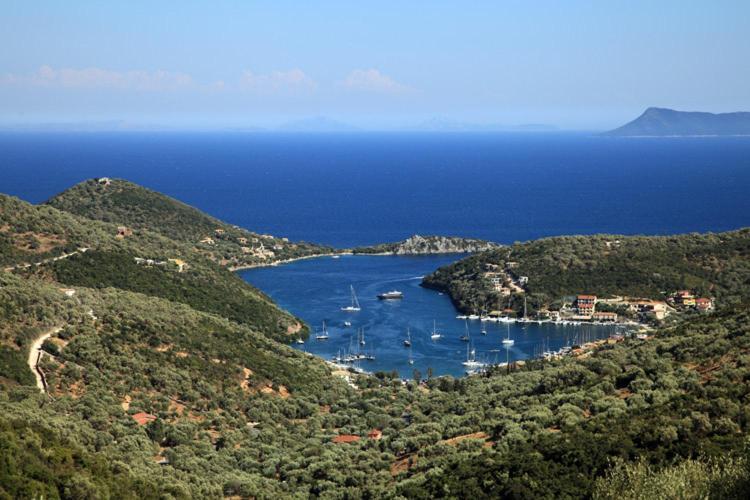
240, 254, 621, 378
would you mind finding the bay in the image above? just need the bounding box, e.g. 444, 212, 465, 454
240, 254, 621, 378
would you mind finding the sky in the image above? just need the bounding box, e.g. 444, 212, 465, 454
1, 1, 749, 130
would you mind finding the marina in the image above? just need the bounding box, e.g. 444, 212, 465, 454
241, 253, 626, 378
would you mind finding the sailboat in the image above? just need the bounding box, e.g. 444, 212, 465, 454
408, 344, 414, 365
295, 338, 305, 344
341, 285, 361, 312
403, 328, 412, 347
520, 296, 528, 323
315, 321, 330, 340
459, 319, 470, 342
462, 343, 485, 368
430, 320, 442, 340
359, 328, 366, 346
502, 322, 514, 345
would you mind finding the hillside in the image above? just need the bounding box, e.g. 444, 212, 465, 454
46, 178, 332, 269
352, 234, 500, 255
423, 230, 750, 315
606, 107, 750, 136
4, 181, 750, 497
3, 268, 750, 497
1, 193, 304, 342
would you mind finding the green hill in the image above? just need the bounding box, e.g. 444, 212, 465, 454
1, 193, 304, 342
423, 230, 750, 314
46, 178, 333, 269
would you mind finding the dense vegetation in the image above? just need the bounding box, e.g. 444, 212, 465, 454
46, 179, 332, 268
4, 268, 750, 497
3, 181, 750, 498
1, 193, 304, 342
424, 230, 750, 314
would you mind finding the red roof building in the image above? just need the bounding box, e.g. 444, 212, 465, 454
132, 412, 157, 426
368, 429, 383, 440
332, 434, 360, 444
695, 298, 714, 311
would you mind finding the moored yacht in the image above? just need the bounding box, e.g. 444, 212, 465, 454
315, 321, 330, 340
341, 285, 361, 312
430, 320, 442, 340
378, 290, 403, 300
404, 328, 412, 347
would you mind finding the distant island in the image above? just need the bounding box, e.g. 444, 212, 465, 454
606, 107, 750, 136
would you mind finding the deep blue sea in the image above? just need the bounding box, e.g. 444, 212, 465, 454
2, 132, 749, 247
3, 132, 749, 376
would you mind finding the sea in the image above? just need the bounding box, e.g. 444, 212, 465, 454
3, 132, 749, 376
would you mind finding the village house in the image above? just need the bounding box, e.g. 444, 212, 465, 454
695, 297, 715, 312
537, 309, 561, 321
484, 272, 502, 286
97, 177, 111, 186
168, 258, 187, 272
368, 429, 383, 440
629, 300, 669, 320
116, 226, 132, 239
238, 237, 248, 245
519, 276, 529, 285
200, 237, 215, 245
592, 311, 618, 322
59, 288, 76, 297
673, 290, 696, 307
494, 285, 512, 296
576, 295, 597, 316
214, 228, 225, 236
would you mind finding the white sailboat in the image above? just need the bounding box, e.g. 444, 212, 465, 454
315, 320, 330, 340
430, 320, 442, 340
502, 322, 514, 345
359, 328, 366, 346
341, 285, 361, 312
462, 344, 485, 368
404, 328, 412, 347
459, 319, 470, 342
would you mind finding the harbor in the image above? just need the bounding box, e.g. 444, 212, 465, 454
240, 253, 626, 378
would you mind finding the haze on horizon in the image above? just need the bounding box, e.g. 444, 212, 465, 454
1, 1, 748, 131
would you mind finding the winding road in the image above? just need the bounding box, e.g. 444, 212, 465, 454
27, 326, 62, 393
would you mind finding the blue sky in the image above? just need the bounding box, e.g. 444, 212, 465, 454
1, 1, 748, 129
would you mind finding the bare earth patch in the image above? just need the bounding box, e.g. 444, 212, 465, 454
440, 431, 490, 446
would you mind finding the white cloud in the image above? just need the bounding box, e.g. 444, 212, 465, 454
340, 69, 409, 93
239, 69, 316, 92
0, 65, 193, 91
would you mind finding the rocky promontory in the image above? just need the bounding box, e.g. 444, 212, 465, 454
351, 234, 500, 255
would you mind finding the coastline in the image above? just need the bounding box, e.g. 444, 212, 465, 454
229, 252, 351, 271
229, 250, 471, 272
